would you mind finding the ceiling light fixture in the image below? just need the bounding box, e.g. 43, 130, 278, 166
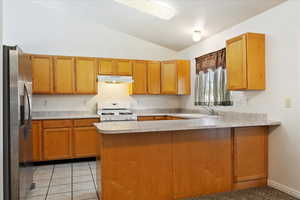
113, 0, 176, 20
192, 30, 202, 42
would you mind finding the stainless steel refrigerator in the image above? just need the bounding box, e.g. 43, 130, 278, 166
3, 45, 34, 200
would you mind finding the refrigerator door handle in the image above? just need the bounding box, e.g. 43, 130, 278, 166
24, 83, 32, 123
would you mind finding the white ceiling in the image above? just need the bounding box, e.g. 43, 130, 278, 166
16, 0, 286, 51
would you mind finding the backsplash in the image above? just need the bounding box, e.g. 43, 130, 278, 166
32, 95, 182, 112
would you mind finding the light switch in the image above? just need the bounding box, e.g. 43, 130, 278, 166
285, 97, 292, 108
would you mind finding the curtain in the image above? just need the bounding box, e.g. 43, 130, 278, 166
194, 48, 233, 106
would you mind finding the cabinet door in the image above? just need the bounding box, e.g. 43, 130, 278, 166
98, 59, 115, 75
161, 61, 177, 94
31, 55, 53, 94
133, 61, 148, 94
73, 127, 98, 158
234, 127, 268, 184
53, 56, 75, 94
177, 60, 191, 95
226, 35, 247, 90
116, 59, 132, 75
147, 61, 161, 94
75, 57, 97, 94
32, 121, 42, 162
43, 128, 72, 160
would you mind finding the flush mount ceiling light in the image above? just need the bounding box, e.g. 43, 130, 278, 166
192, 30, 202, 42
113, 0, 176, 20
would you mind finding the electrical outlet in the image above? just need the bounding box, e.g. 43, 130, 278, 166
285, 98, 292, 108
43, 100, 48, 106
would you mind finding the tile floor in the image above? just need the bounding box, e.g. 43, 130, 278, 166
27, 161, 99, 200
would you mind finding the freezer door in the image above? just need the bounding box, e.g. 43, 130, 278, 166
8, 48, 34, 200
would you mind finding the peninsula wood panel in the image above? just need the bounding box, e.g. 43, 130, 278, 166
98, 59, 115, 75
161, 61, 177, 94
132, 61, 148, 94
101, 133, 173, 200
75, 57, 97, 94
115, 59, 132, 75
43, 128, 72, 160
226, 35, 247, 90
53, 56, 75, 94
233, 126, 268, 183
173, 129, 232, 199
147, 61, 161, 94
32, 120, 42, 161
73, 127, 98, 158
31, 55, 53, 94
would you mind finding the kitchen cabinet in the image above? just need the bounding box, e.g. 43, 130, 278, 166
98, 59, 115, 75
53, 56, 75, 94
32, 118, 100, 162
73, 127, 98, 158
75, 57, 97, 94
233, 126, 268, 190
226, 33, 265, 90
132, 61, 148, 94
31, 55, 53, 94
161, 60, 190, 95
147, 61, 161, 94
115, 59, 132, 75
43, 128, 72, 161
32, 121, 42, 161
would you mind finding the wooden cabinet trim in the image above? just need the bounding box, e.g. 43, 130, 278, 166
73, 118, 100, 127
43, 120, 73, 129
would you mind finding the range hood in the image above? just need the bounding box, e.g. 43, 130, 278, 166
98, 75, 134, 83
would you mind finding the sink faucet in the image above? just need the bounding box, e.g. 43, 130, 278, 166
203, 106, 217, 115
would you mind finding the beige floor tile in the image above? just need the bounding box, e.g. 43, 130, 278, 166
48, 184, 72, 195
27, 186, 48, 197
73, 175, 93, 183
26, 194, 46, 200
51, 177, 72, 186
73, 190, 98, 200
33, 178, 51, 187
73, 170, 91, 177
46, 192, 71, 200
73, 182, 95, 192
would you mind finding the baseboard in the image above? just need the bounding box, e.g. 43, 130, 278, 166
268, 180, 300, 199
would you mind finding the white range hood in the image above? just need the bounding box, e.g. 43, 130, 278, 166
98, 75, 134, 83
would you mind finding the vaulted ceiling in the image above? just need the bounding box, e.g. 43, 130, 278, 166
10, 0, 286, 51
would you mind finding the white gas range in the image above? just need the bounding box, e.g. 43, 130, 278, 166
97, 101, 137, 122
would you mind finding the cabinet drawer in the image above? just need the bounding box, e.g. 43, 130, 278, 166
43, 120, 73, 128
74, 118, 100, 127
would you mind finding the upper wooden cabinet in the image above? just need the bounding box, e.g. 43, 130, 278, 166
115, 59, 132, 75
226, 33, 265, 90
147, 61, 161, 94
75, 57, 97, 94
31, 55, 53, 94
53, 56, 75, 94
98, 59, 115, 75
161, 60, 190, 95
132, 61, 148, 94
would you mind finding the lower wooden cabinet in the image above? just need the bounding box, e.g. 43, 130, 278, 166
43, 128, 72, 161
233, 126, 268, 190
32, 118, 100, 162
73, 127, 98, 158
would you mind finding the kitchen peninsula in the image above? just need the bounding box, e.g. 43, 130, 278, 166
94, 115, 280, 200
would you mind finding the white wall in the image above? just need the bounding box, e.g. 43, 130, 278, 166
3, 0, 182, 111
176, 0, 300, 195
0, 0, 3, 198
